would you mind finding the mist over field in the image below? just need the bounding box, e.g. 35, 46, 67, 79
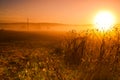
0, 0, 120, 79
0, 23, 94, 32
0, 24, 120, 80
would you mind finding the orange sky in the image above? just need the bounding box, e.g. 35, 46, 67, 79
0, 0, 120, 24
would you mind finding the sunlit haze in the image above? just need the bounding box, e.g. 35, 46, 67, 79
0, 0, 120, 24
1, 0, 120, 79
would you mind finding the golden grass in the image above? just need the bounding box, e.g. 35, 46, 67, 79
0, 27, 120, 80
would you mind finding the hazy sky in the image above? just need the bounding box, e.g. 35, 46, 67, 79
0, 0, 120, 24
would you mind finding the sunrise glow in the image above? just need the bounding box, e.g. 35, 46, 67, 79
94, 11, 116, 32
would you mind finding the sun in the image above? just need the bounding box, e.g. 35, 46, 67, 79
94, 11, 115, 32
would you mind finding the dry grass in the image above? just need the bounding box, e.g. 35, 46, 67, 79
0, 27, 120, 80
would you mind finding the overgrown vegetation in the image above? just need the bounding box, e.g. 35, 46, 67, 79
0, 27, 120, 80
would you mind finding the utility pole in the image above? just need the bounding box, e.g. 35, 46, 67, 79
27, 18, 29, 31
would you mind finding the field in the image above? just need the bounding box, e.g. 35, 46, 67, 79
0, 25, 120, 80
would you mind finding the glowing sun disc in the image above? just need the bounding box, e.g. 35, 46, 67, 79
94, 11, 115, 31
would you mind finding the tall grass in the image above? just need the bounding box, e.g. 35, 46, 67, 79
54, 28, 120, 80
0, 27, 120, 80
